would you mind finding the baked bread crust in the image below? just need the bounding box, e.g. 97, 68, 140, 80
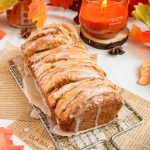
22, 23, 122, 132
22, 24, 79, 57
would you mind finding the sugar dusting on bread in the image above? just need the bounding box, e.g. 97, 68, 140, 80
22, 23, 122, 133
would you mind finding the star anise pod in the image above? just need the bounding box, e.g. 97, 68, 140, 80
108, 45, 125, 55
20, 28, 32, 39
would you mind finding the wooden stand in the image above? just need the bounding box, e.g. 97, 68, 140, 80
80, 27, 129, 49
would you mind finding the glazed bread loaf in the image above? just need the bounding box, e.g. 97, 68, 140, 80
22, 23, 122, 132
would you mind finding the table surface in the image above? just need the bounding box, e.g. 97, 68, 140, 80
0, 6, 150, 149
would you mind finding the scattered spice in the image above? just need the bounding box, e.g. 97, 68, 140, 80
108, 45, 125, 55
20, 28, 32, 38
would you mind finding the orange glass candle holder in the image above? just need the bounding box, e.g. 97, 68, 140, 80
79, 0, 128, 39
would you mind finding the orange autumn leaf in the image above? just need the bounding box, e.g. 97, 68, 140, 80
138, 59, 150, 86
28, 0, 47, 29
0, 127, 24, 150
0, 29, 6, 40
129, 24, 150, 43
50, 0, 74, 9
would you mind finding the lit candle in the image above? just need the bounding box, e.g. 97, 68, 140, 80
79, 0, 128, 38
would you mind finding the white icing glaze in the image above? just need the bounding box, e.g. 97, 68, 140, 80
94, 96, 104, 127
35, 63, 52, 78
48, 80, 86, 100
28, 27, 59, 41
32, 60, 44, 70
40, 24, 73, 41
75, 115, 81, 132
58, 44, 72, 50
58, 43, 85, 52
58, 85, 115, 132
41, 68, 100, 86
74, 102, 96, 132
26, 34, 71, 55
30, 50, 50, 64
56, 82, 94, 115
55, 51, 75, 60
57, 83, 114, 116
55, 50, 92, 61
95, 106, 101, 127
36, 60, 99, 84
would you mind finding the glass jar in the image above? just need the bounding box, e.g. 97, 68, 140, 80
7, 0, 35, 28
79, 0, 128, 39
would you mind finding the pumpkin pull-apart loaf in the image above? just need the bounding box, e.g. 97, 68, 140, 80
22, 23, 122, 132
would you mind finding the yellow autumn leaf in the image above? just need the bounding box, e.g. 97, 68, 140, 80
132, 3, 150, 27
28, 0, 47, 29
0, 0, 19, 12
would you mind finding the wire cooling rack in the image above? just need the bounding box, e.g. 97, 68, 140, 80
9, 63, 144, 150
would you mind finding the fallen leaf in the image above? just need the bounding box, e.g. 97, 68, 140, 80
129, 24, 150, 43
132, 3, 150, 27
0, 29, 6, 40
0, 0, 19, 12
138, 59, 150, 85
50, 0, 74, 9
28, 0, 47, 29
128, 0, 149, 16
0, 127, 24, 150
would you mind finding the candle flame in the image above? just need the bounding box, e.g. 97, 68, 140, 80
101, 0, 107, 10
